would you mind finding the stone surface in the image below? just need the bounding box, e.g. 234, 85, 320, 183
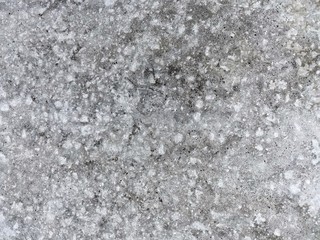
0, 0, 320, 239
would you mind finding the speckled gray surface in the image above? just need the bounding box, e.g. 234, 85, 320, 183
1, 0, 320, 239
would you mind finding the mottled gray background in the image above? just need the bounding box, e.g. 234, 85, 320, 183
0, 0, 320, 239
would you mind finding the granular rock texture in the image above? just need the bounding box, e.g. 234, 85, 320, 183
0, 0, 320, 239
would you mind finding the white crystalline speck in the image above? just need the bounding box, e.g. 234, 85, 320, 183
0, 153, 8, 164
274, 228, 281, 236
289, 183, 301, 195
209, 132, 215, 141
255, 128, 264, 137
0, 213, 15, 237
54, 101, 63, 109
255, 145, 263, 151
0, 102, 9, 112
0, 87, 6, 98
255, 213, 266, 224
104, 0, 116, 6
191, 221, 209, 231
173, 133, 183, 143
59, 157, 66, 165
284, 170, 294, 180
195, 99, 204, 109
178, 25, 185, 34
193, 112, 201, 122
25, 96, 33, 105
158, 144, 165, 155
189, 157, 201, 164
81, 125, 92, 136
217, 179, 224, 188
80, 115, 89, 123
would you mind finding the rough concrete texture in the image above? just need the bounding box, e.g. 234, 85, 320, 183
0, 0, 320, 239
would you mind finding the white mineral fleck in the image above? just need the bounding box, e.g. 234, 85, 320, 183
0, 102, 9, 112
